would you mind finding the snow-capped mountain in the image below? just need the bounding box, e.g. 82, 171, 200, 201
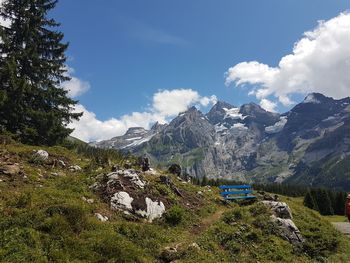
92, 93, 350, 190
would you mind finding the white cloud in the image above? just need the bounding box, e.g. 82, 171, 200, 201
225, 12, 350, 107
259, 98, 277, 112
69, 89, 217, 142
61, 67, 90, 98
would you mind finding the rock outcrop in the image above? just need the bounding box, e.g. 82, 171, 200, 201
92, 169, 165, 222
262, 201, 304, 245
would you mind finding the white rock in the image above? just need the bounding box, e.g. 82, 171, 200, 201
69, 165, 82, 172
34, 150, 49, 161
58, 160, 66, 167
110, 191, 134, 211
109, 169, 145, 189
135, 197, 165, 222
145, 168, 157, 175
95, 213, 108, 222
82, 197, 94, 204
123, 170, 145, 188
189, 242, 201, 250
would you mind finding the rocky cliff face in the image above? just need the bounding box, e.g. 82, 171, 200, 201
92, 93, 350, 190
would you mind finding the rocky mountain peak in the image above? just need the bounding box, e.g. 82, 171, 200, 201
240, 102, 267, 115
177, 106, 204, 121
206, 100, 237, 125
150, 122, 166, 132
302, 93, 331, 104
125, 127, 148, 136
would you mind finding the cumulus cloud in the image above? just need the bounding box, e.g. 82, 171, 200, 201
259, 99, 277, 112
61, 67, 90, 98
69, 89, 217, 142
225, 12, 350, 107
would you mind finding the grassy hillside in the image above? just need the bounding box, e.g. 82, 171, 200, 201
1, 135, 350, 262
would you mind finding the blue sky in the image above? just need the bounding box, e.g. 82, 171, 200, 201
48, 0, 350, 141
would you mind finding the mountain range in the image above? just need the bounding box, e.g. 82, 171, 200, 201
91, 93, 350, 191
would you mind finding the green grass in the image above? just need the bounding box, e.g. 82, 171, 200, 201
323, 215, 348, 223
1, 135, 350, 262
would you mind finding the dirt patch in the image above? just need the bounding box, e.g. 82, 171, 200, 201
190, 208, 227, 235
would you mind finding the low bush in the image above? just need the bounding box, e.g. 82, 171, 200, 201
164, 205, 185, 226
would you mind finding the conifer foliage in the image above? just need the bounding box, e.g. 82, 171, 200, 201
304, 188, 347, 216
0, 0, 81, 145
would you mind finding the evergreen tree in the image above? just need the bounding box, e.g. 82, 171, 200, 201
201, 175, 208, 186
316, 189, 334, 215
334, 192, 347, 215
0, 0, 81, 145
304, 190, 318, 211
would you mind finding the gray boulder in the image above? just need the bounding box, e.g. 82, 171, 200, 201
271, 215, 305, 245
262, 201, 293, 219
34, 150, 49, 161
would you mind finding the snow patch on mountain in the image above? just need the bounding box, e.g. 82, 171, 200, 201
232, 123, 248, 130
303, 94, 321, 104
215, 124, 228, 133
265, 116, 288, 134
223, 107, 246, 120
121, 135, 155, 149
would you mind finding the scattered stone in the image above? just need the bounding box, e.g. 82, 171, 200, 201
69, 165, 82, 172
160, 245, 180, 262
34, 150, 49, 161
160, 175, 172, 186
262, 201, 293, 219
258, 191, 279, 201
145, 168, 157, 175
82, 197, 94, 204
0, 163, 20, 175
197, 191, 203, 196
58, 160, 66, 167
95, 213, 108, 222
51, 172, 59, 176
188, 242, 201, 251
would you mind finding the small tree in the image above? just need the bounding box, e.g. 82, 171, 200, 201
0, 0, 82, 145
304, 190, 318, 211
316, 189, 334, 216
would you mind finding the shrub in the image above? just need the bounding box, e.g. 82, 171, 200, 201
222, 208, 243, 224
165, 205, 185, 226
15, 193, 32, 208
249, 202, 269, 216
45, 204, 87, 234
